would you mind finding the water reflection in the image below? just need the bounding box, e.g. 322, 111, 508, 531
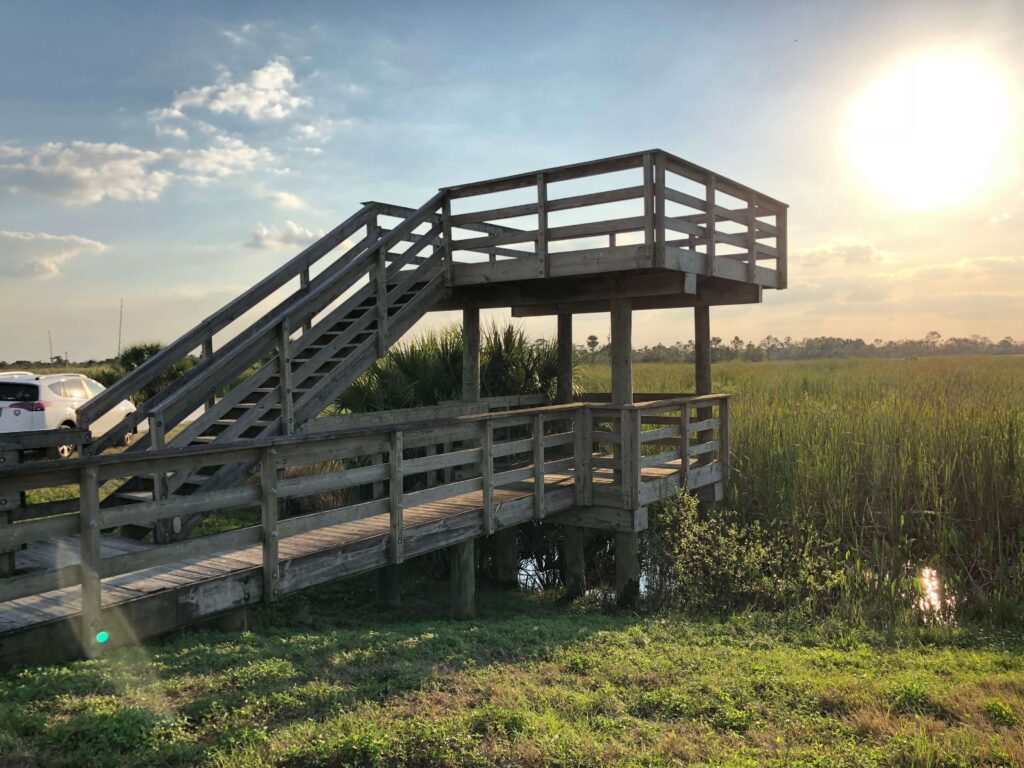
917, 565, 955, 622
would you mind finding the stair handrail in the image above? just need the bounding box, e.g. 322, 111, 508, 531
78, 204, 378, 431
148, 191, 448, 426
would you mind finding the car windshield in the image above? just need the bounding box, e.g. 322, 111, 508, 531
0, 382, 40, 401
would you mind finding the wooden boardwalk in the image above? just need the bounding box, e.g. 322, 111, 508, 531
0, 462, 689, 666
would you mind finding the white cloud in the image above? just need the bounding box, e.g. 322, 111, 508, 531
0, 143, 24, 159
0, 231, 107, 278
265, 191, 307, 210
246, 220, 322, 250
155, 124, 188, 139
0, 141, 172, 204
167, 58, 310, 121
0, 135, 274, 204
172, 136, 275, 184
304, 147, 323, 155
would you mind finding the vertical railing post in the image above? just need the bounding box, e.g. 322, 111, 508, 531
260, 447, 280, 602
300, 267, 312, 332
654, 151, 666, 267
0, 443, 19, 577
79, 465, 102, 658
368, 213, 389, 357
705, 173, 717, 277
201, 334, 215, 411
681, 400, 691, 488
719, 396, 731, 484
532, 413, 545, 519
624, 407, 641, 509
481, 420, 494, 534
149, 414, 166, 501
277, 319, 294, 435
572, 407, 586, 506
536, 173, 548, 278
777, 207, 788, 289
442, 196, 454, 287
389, 431, 404, 564
746, 192, 758, 283
643, 153, 655, 265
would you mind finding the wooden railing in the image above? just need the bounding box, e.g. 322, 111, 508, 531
442, 149, 787, 290
0, 396, 730, 642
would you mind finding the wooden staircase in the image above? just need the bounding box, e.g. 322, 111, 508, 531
80, 196, 455, 541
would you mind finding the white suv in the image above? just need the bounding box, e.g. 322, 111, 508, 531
0, 371, 139, 456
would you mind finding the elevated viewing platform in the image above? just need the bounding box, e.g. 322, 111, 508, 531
0, 149, 785, 666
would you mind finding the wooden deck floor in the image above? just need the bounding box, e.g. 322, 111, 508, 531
0, 463, 685, 664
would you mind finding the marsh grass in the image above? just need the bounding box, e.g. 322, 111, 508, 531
583, 356, 1024, 623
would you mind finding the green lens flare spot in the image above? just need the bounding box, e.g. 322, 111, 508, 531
95, 631, 109, 644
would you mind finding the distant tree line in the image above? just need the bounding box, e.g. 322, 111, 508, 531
579, 331, 1024, 364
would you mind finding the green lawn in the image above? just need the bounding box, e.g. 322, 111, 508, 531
2, 578, 1022, 768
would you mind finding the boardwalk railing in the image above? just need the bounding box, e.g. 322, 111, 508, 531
443, 149, 787, 289
0, 396, 729, 646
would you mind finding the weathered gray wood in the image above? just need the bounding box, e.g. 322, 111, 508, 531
450, 538, 475, 619
704, 173, 717, 277
494, 527, 518, 587
277, 320, 294, 436
0, 445, 17, 576
462, 306, 480, 402
533, 413, 545, 519
260, 447, 280, 602
79, 466, 101, 658
389, 431, 403, 564
536, 172, 548, 277
562, 524, 585, 599
610, 299, 633, 405
615, 531, 640, 608
557, 313, 573, 404
480, 422, 494, 534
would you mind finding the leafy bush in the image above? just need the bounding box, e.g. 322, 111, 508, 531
645, 491, 843, 614
93, 342, 198, 405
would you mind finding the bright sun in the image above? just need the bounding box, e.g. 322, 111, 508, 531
844, 49, 1014, 211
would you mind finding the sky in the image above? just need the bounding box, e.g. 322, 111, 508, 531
0, 0, 1022, 361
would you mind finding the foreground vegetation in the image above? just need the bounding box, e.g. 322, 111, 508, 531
2, 579, 1023, 768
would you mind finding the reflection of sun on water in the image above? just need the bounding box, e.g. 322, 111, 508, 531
844, 48, 1016, 210
917, 566, 955, 622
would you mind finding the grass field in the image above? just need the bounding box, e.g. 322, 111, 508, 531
2, 579, 1023, 768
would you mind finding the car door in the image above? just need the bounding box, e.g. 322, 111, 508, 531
81, 378, 123, 437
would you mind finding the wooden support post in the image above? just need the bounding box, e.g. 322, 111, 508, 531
610, 299, 633, 406
574, 408, 593, 506
622, 407, 640, 510
563, 524, 586, 600
481, 420, 494, 534
376, 564, 401, 610
148, 413, 176, 544
615, 531, 640, 608
719, 396, 731, 487
0, 444, 18, 577
494, 528, 519, 589
442, 197, 454, 286
556, 313, 573, 404
260, 447, 280, 602
681, 402, 691, 486
79, 466, 102, 658
389, 431, 404, 564
277, 319, 294, 436
450, 538, 475, 620
705, 173, 717, 277
462, 306, 480, 402
694, 305, 712, 397
201, 336, 215, 411
533, 412, 545, 519
537, 172, 548, 277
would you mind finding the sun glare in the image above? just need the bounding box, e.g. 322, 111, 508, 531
844, 49, 1015, 211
